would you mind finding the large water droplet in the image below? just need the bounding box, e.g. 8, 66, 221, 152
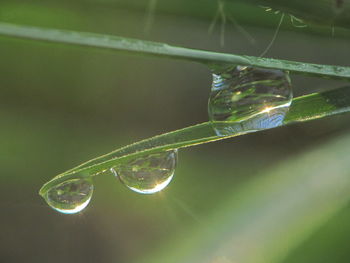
208, 66, 293, 135
44, 178, 93, 214
111, 150, 177, 194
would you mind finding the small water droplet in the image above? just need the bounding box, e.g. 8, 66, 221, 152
110, 150, 177, 194
208, 66, 293, 135
44, 178, 93, 214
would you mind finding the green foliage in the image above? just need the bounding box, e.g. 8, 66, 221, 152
2, 22, 344, 197
1, 3, 350, 263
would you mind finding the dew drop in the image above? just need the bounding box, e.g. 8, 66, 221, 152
44, 178, 93, 214
208, 66, 293, 135
110, 150, 177, 194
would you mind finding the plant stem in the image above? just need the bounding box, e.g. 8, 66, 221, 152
0, 22, 350, 80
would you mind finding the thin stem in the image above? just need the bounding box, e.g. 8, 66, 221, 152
259, 13, 285, 57
144, 0, 158, 34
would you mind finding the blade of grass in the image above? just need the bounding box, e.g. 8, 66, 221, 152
0, 22, 350, 80
39, 85, 350, 195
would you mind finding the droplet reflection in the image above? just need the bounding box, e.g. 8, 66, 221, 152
208, 66, 293, 135
111, 150, 177, 194
44, 178, 93, 214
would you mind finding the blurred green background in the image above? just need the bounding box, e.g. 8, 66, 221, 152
1, 1, 350, 262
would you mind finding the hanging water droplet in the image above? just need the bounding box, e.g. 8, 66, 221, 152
110, 150, 177, 194
208, 66, 293, 135
44, 178, 93, 214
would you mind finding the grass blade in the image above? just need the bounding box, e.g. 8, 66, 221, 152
1, 22, 350, 80
39, 85, 350, 195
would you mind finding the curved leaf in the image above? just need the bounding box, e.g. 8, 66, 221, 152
39, 86, 350, 195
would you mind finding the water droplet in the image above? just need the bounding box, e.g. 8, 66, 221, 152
44, 178, 93, 214
208, 66, 293, 135
110, 150, 177, 194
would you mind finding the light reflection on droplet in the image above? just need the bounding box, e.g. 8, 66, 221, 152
208, 66, 293, 135
111, 150, 177, 194
44, 178, 93, 214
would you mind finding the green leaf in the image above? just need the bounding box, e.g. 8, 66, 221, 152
39, 86, 350, 196
0, 22, 350, 80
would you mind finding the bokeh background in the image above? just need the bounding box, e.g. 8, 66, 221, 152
1, 1, 350, 262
